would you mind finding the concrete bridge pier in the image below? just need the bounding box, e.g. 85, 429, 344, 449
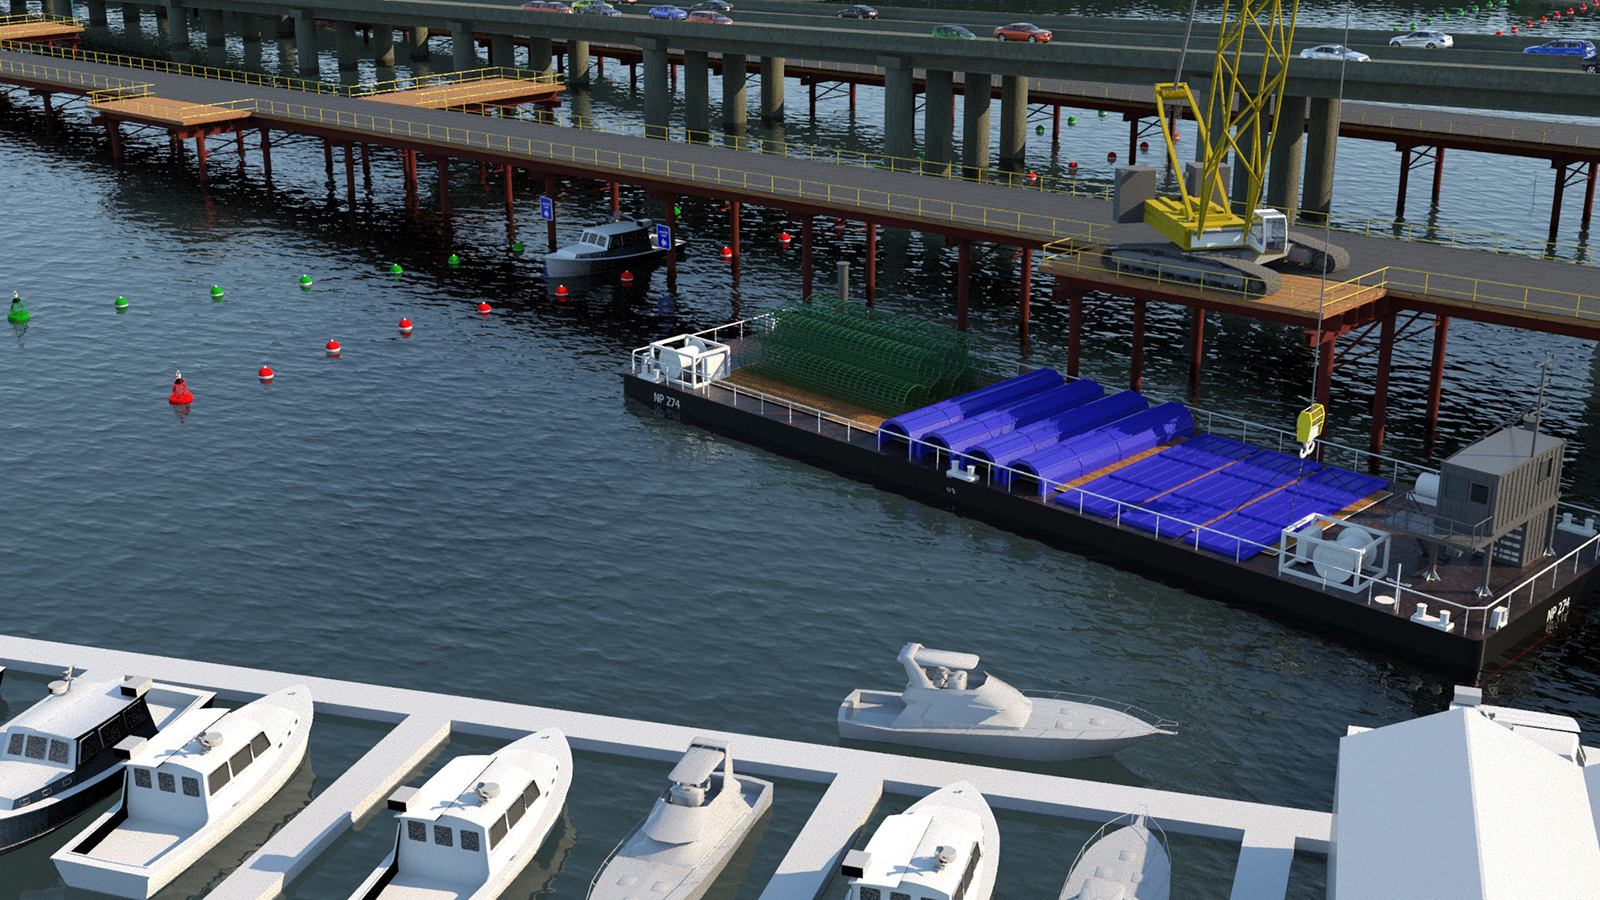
408, 26, 429, 61
240, 12, 260, 41
1266, 95, 1305, 219
683, 50, 709, 139
334, 20, 358, 70
526, 36, 551, 74
642, 40, 670, 139
998, 74, 1028, 175
274, 14, 293, 39
760, 56, 784, 122
722, 52, 746, 132
87, 0, 107, 28
120, 4, 139, 29
489, 33, 512, 67
962, 72, 991, 177
293, 8, 316, 74
923, 69, 953, 177
8, 0, 25, 16
372, 25, 394, 67
567, 40, 590, 87
881, 57, 913, 169
449, 21, 476, 70
1300, 97, 1340, 223
163, 0, 189, 52
201, 8, 224, 46
46, 0, 71, 19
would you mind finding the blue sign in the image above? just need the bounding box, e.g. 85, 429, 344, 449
539, 196, 554, 221
655, 224, 671, 251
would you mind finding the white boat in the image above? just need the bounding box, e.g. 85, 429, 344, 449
589, 738, 772, 900
544, 215, 686, 280
51, 684, 313, 898
0, 671, 214, 855
838, 643, 1175, 761
840, 781, 998, 900
1058, 814, 1170, 900
346, 727, 573, 900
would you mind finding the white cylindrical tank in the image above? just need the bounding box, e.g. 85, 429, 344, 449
1413, 472, 1440, 506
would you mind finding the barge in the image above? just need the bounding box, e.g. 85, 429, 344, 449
621, 306, 1600, 679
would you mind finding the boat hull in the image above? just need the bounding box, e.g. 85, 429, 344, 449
838, 691, 1156, 761
621, 372, 1600, 680
1059, 821, 1170, 900
0, 771, 120, 855
906, 783, 999, 900
590, 775, 773, 900
544, 242, 684, 281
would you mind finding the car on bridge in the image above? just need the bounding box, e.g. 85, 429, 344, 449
1389, 29, 1452, 49
521, 1, 575, 10
1584, 48, 1600, 72
1523, 38, 1597, 56
649, 4, 687, 17
687, 9, 732, 22
579, 2, 622, 14
836, 5, 878, 19
689, 0, 732, 10
993, 23, 1051, 42
932, 24, 976, 39
1298, 44, 1369, 62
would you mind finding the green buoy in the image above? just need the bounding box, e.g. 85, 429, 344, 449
674, 206, 682, 217
1036, 124, 1045, 135
448, 253, 461, 268
8, 290, 29, 324
512, 241, 526, 257
1098, 110, 1106, 117
1067, 116, 1077, 126
114, 296, 129, 310
210, 285, 224, 300
298, 274, 313, 289
389, 263, 403, 276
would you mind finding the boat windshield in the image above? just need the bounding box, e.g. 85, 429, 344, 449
581, 230, 610, 248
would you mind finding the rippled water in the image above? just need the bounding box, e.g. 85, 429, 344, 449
1, 5, 1599, 898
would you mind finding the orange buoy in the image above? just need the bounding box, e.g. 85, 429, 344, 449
258, 366, 274, 384
168, 370, 193, 405
325, 339, 341, 357
720, 246, 733, 259
1024, 171, 1039, 185
620, 270, 635, 285
398, 318, 413, 334
555, 284, 569, 299
477, 301, 491, 314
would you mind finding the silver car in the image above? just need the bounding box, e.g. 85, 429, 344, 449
1389, 30, 1452, 49
1299, 44, 1371, 62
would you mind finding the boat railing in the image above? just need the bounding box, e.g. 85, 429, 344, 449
586, 798, 659, 900
1018, 692, 1180, 734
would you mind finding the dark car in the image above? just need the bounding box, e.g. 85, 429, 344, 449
579, 2, 622, 14
520, 1, 575, 11
689, 0, 731, 10
931, 24, 975, 39
1524, 38, 1596, 56
836, 5, 877, 18
686, 9, 732, 22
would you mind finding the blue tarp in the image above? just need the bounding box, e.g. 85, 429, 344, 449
972, 391, 1150, 482
924, 379, 1104, 460
878, 368, 1064, 455
1011, 402, 1196, 495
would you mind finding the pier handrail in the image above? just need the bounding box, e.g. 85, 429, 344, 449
0, 12, 79, 27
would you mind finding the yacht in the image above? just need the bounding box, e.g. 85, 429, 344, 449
51, 684, 313, 898
544, 215, 686, 280
347, 727, 572, 900
0, 671, 214, 855
840, 781, 998, 900
838, 643, 1175, 761
1057, 814, 1170, 900
590, 738, 772, 900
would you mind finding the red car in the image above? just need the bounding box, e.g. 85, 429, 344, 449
686, 9, 732, 22
994, 22, 1051, 42
521, 1, 575, 11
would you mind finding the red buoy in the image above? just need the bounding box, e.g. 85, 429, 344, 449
832, 218, 847, 231
1107, 151, 1117, 162
779, 231, 793, 247
168, 370, 193, 405
325, 339, 341, 357
1140, 141, 1150, 151
555, 284, 569, 300
1068, 161, 1078, 169
620, 270, 635, 285
720, 246, 733, 259
1024, 171, 1039, 185
477, 301, 491, 314
258, 366, 274, 384
398, 318, 413, 334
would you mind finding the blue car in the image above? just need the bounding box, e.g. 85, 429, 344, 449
650, 4, 686, 17
1524, 38, 1596, 56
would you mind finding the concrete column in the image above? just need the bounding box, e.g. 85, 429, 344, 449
164, 0, 189, 51
1301, 97, 1340, 223
881, 57, 914, 170
449, 21, 476, 70
998, 74, 1029, 171
334, 20, 358, 69
1266, 94, 1306, 218
240, 12, 260, 41
46, 0, 71, 19
642, 41, 670, 139
568, 40, 590, 86
88, 0, 108, 27
275, 14, 294, 38
372, 24, 394, 66
408, 26, 430, 60
760, 55, 784, 122
293, 7, 316, 74
923, 69, 953, 177
683, 49, 709, 138
526, 36, 552, 74
121, 4, 140, 28
722, 52, 747, 131
490, 33, 512, 67
201, 8, 224, 46
962, 72, 991, 176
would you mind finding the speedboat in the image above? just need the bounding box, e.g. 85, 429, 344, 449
0, 671, 214, 855
347, 727, 572, 900
838, 643, 1175, 761
1058, 814, 1170, 900
589, 738, 772, 900
544, 215, 687, 280
52, 684, 313, 898
840, 781, 998, 900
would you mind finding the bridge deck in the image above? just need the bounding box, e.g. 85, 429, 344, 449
93, 95, 251, 127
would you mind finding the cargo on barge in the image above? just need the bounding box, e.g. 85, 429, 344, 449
621, 308, 1600, 679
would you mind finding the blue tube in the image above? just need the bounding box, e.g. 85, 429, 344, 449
1014, 402, 1196, 496
923, 380, 1104, 462
878, 368, 1065, 455
972, 391, 1150, 484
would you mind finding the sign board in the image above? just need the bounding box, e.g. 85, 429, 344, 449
655, 224, 672, 250
539, 196, 554, 221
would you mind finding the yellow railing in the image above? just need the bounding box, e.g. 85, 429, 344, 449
357, 66, 562, 97
0, 12, 80, 27
4, 39, 348, 94
87, 82, 151, 103
1324, 213, 1599, 267
0, 53, 146, 93
1343, 106, 1600, 151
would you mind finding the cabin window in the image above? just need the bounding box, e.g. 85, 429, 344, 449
507, 800, 525, 827
460, 830, 481, 852
99, 714, 126, 749
1544, 458, 1555, 480
24, 735, 47, 760
48, 739, 70, 764
182, 776, 200, 797
78, 730, 103, 762
123, 700, 152, 734
6, 734, 22, 756
158, 771, 176, 792
489, 817, 508, 849
407, 821, 426, 842
1470, 483, 1489, 505
133, 768, 152, 789
433, 825, 453, 847
891, 893, 910, 900
522, 782, 540, 809
251, 732, 270, 756
859, 888, 881, 900
209, 764, 231, 795
230, 745, 254, 777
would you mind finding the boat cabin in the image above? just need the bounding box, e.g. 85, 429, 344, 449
386, 753, 550, 883
841, 811, 982, 900
577, 218, 656, 253
122, 704, 281, 829
896, 643, 1029, 728
1, 676, 157, 811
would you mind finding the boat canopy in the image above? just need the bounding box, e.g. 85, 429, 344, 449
909, 647, 981, 671
668, 740, 727, 786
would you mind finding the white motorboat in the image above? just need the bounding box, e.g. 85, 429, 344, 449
590, 738, 772, 900
544, 215, 687, 281
1058, 814, 1170, 900
0, 671, 214, 855
839, 781, 998, 900
838, 643, 1175, 762
346, 727, 573, 900
51, 684, 313, 898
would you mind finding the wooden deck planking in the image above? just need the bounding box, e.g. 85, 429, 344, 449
723, 369, 887, 429
93, 95, 250, 126
363, 79, 561, 109
0, 22, 83, 41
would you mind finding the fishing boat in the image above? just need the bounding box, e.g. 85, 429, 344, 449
621, 302, 1600, 678
590, 738, 772, 900
1058, 814, 1170, 900
345, 727, 572, 900
0, 671, 214, 855
838, 643, 1174, 761
839, 781, 998, 900
544, 215, 686, 280
51, 684, 313, 898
